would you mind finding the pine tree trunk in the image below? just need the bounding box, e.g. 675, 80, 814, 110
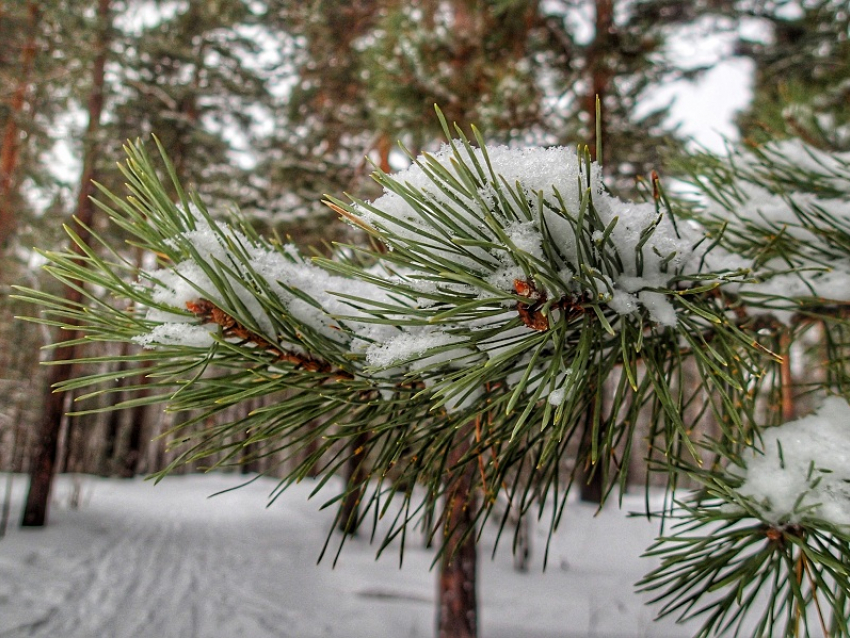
22, 0, 112, 527
103, 359, 149, 479
779, 329, 796, 421
338, 431, 369, 535
120, 400, 147, 477
0, 405, 20, 537
0, 0, 39, 250
580, 387, 604, 504
583, 0, 614, 164
102, 385, 123, 475
437, 426, 478, 638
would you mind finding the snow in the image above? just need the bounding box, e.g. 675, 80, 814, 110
135, 205, 397, 355
0, 474, 697, 638
366, 329, 466, 369
738, 397, 850, 527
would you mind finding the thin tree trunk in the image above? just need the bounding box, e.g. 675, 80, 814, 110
580, 383, 605, 504
102, 350, 151, 478
239, 401, 263, 476
120, 399, 148, 478
22, 0, 111, 527
338, 430, 369, 535
437, 425, 478, 638
0, 406, 20, 538
0, 471, 13, 538
583, 0, 614, 164
780, 329, 795, 422
0, 0, 40, 250
102, 382, 123, 475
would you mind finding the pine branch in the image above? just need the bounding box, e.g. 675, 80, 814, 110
184, 298, 351, 378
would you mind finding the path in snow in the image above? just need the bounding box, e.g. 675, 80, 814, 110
0, 474, 693, 638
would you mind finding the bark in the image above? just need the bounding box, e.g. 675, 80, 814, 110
102, 383, 123, 475
779, 329, 795, 422
582, 0, 615, 164
101, 345, 151, 478
102, 358, 150, 478
579, 457, 605, 503
120, 400, 148, 477
22, 0, 111, 527
338, 431, 369, 536
437, 425, 478, 638
580, 386, 605, 504
0, 0, 40, 250
0, 405, 20, 537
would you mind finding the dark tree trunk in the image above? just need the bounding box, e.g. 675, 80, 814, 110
239, 400, 263, 476
22, 0, 111, 527
582, 0, 614, 164
338, 430, 369, 535
0, 0, 39, 250
580, 389, 605, 504
779, 329, 796, 422
580, 459, 605, 503
120, 401, 148, 478
102, 395, 123, 475
22, 374, 70, 525
437, 425, 478, 638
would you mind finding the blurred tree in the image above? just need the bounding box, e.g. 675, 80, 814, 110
538, 0, 738, 190
0, 0, 40, 250
0, 0, 79, 252
105, 0, 275, 205
23, 0, 114, 527
735, 0, 850, 150
364, 0, 543, 146
0, 0, 93, 508
251, 0, 383, 243
259, 0, 741, 227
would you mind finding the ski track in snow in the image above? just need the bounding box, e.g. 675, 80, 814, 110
0, 475, 693, 638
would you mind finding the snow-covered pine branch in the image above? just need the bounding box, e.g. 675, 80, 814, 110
15, 122, 850, 638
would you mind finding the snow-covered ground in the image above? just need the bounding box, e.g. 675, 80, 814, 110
0, 474, 697, 638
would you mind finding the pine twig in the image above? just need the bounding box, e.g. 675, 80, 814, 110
185, 298, 352, 379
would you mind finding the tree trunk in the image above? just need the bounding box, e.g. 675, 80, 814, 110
580, 458, 605, 503
583, 0, 614, 164
779, 329, 795, 422
102, 385, 123, 475
0, 405, 20, 537
120, 400, 148, 477
0, 0, 40, 250
102, 349, 151, 478
338, 430, 369, 535
580, 387, 605, 504
437, 425, 478, 638
22, 0, 111, 527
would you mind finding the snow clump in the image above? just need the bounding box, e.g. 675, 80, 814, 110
739, 396, 850, 527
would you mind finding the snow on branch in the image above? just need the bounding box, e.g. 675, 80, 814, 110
739, 396, 850, 528
688, 138, 850, 323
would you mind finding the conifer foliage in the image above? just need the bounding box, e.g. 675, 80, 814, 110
16, 109, 850, 637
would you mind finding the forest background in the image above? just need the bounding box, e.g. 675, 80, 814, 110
0, 0, 847, 499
